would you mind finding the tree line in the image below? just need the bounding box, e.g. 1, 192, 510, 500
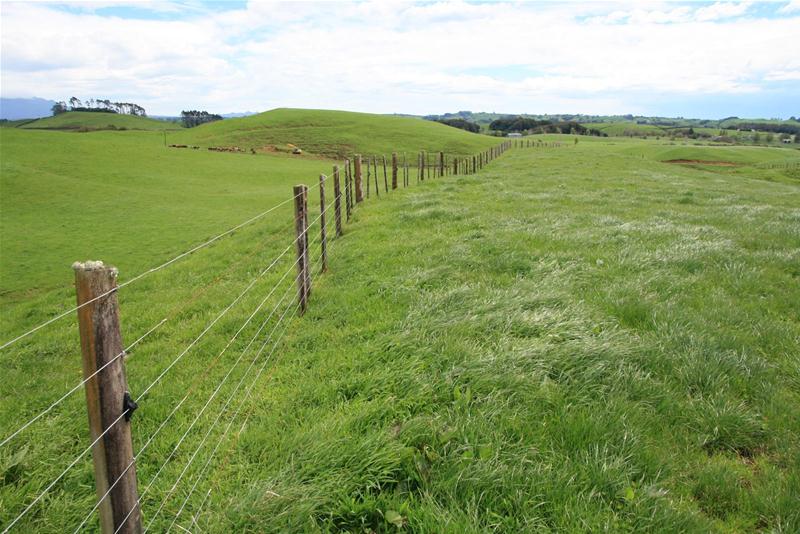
733, 122, 800, 136
180, 110, 223, 128
489, 117, 607, 137
51, 97, 146, 116
437, 118, 481, 133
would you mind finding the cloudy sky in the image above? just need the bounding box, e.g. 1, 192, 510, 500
1, 0, 798, 118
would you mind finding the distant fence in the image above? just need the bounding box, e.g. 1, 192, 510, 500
0, 137, 568, 533
754, 160, 800, 170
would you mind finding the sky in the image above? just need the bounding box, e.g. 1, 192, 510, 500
1, 0, 799, 119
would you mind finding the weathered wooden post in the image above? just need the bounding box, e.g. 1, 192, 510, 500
439, 152, 444, 177
427, 154, 431, 180
381, 155, 388, 193
367, 156, 381, 197
391, 152, 398, 190
333, 165, 343, 237
73, 261, 142, 534
420, 151, 425, 181
366, 156, 371, 198
318, 174, 328, 273
293, 185, 310, 314
344, 159, 352, 221
354, 155, 363, 203
453, 157, 458, 175
473, 155, 477, 174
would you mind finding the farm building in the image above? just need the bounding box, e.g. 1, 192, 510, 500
507, 132, 522, 138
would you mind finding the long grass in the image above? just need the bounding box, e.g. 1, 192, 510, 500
1, 130, 798, 532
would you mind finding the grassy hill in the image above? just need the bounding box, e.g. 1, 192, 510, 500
1, 129, 798, 531
20, 111, 181, 131
173, 108, 498, 157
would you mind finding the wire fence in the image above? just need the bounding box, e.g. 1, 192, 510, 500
0, 140, 524, 533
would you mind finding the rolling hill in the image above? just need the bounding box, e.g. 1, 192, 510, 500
20, 111, 181, 131
172, 108, 498, 157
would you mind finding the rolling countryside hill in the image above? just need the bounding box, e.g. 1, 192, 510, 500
20, 111, 181, 131
172, 108, 499, 158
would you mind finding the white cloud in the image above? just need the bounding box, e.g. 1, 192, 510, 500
778, 0, 800, 13
695, 1, 752, 22
0, 1, 797, 115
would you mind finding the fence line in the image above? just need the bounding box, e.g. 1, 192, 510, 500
2, 138, 526, 533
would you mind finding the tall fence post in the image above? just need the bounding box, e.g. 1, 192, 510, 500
366, 156, 371, 198
439, 152, 445, 177
391, 152, 398, 189
427, 153, 431, 180
381, 155, 388, 192
333, 165, 343, 237
354, 155, 363, 203
318, 174, 328, 273
73, 261, 141, 534
373, 157, 380, 197
293, 185, 310, 314
344, 159, 352, 221
453, 157, 458, 175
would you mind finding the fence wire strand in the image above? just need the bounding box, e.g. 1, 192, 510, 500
0, 188, 311, 352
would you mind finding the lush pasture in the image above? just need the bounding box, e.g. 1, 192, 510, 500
172, 108, 499, 158
1, 128, 799, 532
19, 111, 180, 131
204, 139, 800, 532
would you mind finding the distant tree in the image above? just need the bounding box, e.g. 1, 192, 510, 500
437, 118, 480, 133
753, 132, 761, 143
765, 132, 774, 143
51, 102, 67, 115
68, 96, 82, 110
181, 110, 223, 128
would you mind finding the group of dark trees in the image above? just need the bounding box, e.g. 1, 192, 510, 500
51, 97, 146, 116
180, 110, 223, 128
437, 118, 480, 133
489, 117, 607, 137
733, 122, 800, 136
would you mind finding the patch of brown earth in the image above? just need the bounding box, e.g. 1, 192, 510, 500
664, 159, 740, 167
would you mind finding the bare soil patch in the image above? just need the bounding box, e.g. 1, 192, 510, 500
664, 159, 740, 167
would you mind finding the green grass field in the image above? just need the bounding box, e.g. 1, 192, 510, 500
19, 111, 181, 131
172, 108, 499, 158
1, 121, 799, 532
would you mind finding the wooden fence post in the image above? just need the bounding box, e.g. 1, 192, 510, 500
420, 151, 425, 181
439, 152, 444, 177
391, 152, 398, 189
354, 155, 363, 203
318, 174, 328, 273
366, 156, 371, 198
382, 155, 388, 193
333, 165, 343, 237
427, 153, 431, 180
293, 185, 310, 314
73, 261, 141, 534
344, 159, 352, 221
373, 157, 380, 197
